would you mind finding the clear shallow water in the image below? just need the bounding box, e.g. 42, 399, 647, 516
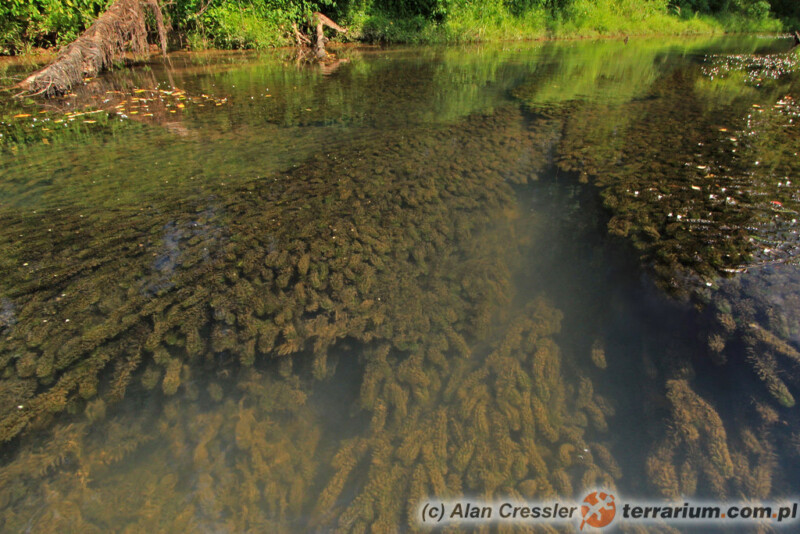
1, 36, 800, 532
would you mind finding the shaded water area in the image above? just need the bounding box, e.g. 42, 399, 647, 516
1, 36, 800, 532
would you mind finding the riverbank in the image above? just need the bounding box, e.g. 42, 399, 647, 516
338, 6, 784, 47
1, 0, 794, 56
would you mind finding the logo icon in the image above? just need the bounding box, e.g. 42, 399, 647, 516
580, 491, 616, 530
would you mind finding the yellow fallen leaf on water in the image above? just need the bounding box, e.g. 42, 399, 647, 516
69, 110, 103, 118
718, 128, 727, 132
129, 111, 138, 115
13, 114, 31, 118
134, 89, 147, 93
39, 110, 47, 114
177, 103, 185, 109
84, 120, 96, 124
42, 138, 49, 145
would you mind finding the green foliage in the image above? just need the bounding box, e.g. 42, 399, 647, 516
558, 0, 707, 36
199, 4, 291, 48
769, 0, 800, 22
0, 0, 111, 53
672, 0, 772, 18
175, 0, 344, 49
0, 0, 792, 54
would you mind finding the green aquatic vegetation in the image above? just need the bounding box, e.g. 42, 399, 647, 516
314, 299, 619, 532
0, 102, 553, 444
647, 378, 733, 498
548, 47, 800, 298
646, 376, 785, 501
703, 50, 800, 87
0, 369, 323, 532
591, 339, 608, 369
534, 46, 800, 452
702, 267, 800, 415
0, 95, 626, 531
0, 244, 619, 531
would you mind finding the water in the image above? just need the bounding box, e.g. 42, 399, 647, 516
0, 36, 799, 532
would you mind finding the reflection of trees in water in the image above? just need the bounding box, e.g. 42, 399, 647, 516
0, 47, 548, 210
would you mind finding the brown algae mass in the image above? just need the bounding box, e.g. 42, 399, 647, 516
0, 102, 583, 531
0, 106, 548, 443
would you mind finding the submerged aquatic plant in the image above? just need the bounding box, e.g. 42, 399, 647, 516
0, 104, 552, 443
0, 96, 630, 531
512, 44, 800, 502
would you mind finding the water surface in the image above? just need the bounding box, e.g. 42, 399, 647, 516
1, 36, 799, 532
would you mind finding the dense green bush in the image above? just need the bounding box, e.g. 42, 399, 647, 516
171, 0, 342, 48
768, 0, 799, 24
1, 0, 111, 53
672, 0, 772, 18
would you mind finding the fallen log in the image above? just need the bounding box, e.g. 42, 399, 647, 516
15, 0, 167, 97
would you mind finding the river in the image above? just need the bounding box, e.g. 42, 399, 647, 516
0, 36, 799, 532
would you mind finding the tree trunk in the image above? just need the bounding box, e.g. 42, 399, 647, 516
16, 0, 167, 97
311, 12, 347, 59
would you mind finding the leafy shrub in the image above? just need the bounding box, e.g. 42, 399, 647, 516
0, 0, 793, 54
1, 0, 111, 52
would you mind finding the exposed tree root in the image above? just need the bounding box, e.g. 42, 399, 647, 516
293, 12, 347, 60
15, 0, 167, 97
292, 22, 312, 48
